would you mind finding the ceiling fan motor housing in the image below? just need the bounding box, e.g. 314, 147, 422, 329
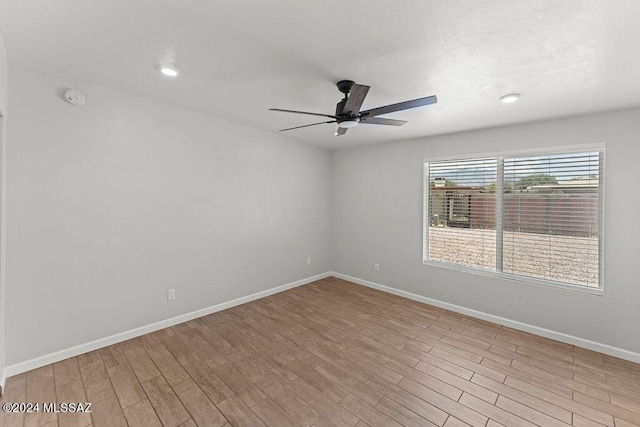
336, 98, 347, 116
336, 80, 356, 117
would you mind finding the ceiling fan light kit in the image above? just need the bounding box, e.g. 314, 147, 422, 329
338, 118, 359, 129
270, 79, 437, 136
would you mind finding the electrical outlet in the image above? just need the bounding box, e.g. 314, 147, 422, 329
307, 257, 312, 266
167, 289, 176, 301
374, 263, 380, 272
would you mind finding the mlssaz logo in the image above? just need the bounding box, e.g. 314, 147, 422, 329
43, 402, 92, 413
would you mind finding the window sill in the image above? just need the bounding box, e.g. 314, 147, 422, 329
422, 260, 604, 296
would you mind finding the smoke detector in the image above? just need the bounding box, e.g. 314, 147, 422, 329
64, 89, 86, 106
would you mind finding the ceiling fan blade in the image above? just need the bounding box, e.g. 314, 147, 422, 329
360, 95, 437, 118
336, 127, 348, 136
269, 108, 337, 119
360, 117, 407, 126
278, 120, 337, 132
343, 84, 370, 115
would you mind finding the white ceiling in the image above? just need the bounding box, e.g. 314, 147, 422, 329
1, 0, 639, 149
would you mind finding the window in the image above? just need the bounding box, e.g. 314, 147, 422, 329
424, 148, 604, 291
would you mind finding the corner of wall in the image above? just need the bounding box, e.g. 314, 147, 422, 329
0, 30, 8, 393
328, 149, 338, 272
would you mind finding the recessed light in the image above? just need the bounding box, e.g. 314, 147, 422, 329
159, 65, 179, 77
499, 93, 520, 103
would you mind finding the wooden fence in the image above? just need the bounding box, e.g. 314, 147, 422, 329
433, 193, 599, 237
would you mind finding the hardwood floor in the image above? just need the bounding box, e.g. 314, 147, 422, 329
2, 277, 639, 427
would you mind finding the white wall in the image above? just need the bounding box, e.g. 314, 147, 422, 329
0, 32, 8, 386
332, 108, 640, 355
5, 65, 332, 366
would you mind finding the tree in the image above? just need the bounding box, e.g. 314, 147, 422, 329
514, 174, 557, 191
487, 182, 514, 193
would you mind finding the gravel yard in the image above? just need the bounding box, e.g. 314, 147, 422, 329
427, 227, 599, 287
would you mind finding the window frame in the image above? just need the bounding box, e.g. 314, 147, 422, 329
422, 144, 605, 296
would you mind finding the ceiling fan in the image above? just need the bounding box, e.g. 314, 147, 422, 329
269, 80, 437, 136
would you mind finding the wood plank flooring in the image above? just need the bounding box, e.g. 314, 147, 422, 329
2, 277, 640, 427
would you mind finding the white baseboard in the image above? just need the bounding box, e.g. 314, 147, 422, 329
1, 368, 6, 393
4, 272, 332, 378
330, 272, 640, 364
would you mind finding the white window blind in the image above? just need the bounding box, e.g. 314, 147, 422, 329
502, 152, 602, 287
425, 149, 604, 290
